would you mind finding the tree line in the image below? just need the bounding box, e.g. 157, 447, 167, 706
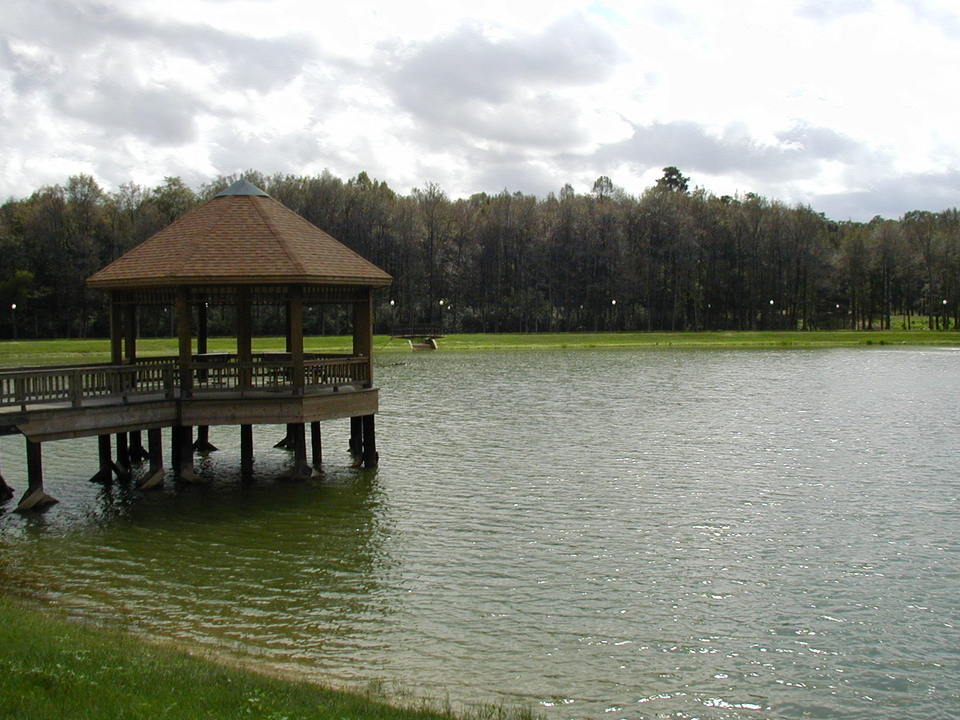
0, 167, 957, 339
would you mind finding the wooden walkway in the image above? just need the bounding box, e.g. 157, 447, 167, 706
0, 353, 379, 511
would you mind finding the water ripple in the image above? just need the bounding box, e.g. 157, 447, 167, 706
1, 348, 959, 719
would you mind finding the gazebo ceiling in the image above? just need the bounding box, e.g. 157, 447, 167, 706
87, 179, 392, 291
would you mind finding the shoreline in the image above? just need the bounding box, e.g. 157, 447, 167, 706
0, 592, 535, 720
0, 329, 957, 368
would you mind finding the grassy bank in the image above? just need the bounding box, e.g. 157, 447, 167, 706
405, 329, 960, 351
0, 596, 525, 720
0, 329, 958, 367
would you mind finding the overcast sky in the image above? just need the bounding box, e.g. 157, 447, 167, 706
2, 0, 959, 220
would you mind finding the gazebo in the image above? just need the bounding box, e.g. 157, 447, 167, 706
0, 178, 391, 510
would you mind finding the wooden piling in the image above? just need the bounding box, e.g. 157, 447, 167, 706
99, 434, 111, 474
170, 426, 182, 474
310, 422, 322, 468
361, 414, 378, 468
240, 424, 254, 478
274, 424, 295, 449
129, 430, 148, 464
138, 427, 164, 490
171, 425, 199, 481
349, 416, 363, 458
280, 423, 311, 480
194, 425, 218, 453
0, 450, 13, 502
90, 434, 121, 484
16, 438, 57, 512
115, 432, 131, 479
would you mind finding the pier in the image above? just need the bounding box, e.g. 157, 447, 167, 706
0, 179, 392, 511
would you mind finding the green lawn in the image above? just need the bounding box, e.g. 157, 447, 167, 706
420, 329, 960, 350
0, 596, 531, 720
1, 329, 957, 368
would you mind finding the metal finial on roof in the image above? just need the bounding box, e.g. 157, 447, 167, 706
215, 178, 270, 197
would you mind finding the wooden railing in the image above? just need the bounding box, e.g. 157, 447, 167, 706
0, 354, 369, 410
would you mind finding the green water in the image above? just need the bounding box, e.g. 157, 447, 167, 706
1, 348, 958, 719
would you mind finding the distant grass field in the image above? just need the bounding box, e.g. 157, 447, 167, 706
0, 596, 533, 720
0, 329, 957, 368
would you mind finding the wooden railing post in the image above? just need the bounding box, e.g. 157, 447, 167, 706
69, 372, 82, 408
352, 288, 373, 388
176, 287, 193, 398
163, 366, 175, 400
289, 286, 305, 394
15, 377, 26, 411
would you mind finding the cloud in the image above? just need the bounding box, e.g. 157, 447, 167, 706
812, 170, 960, 220
3, 0, 316, 146
10, 0, 315, 92
774, 125, 865, 162
207, 127, 332, 177
900, 0, 960, 38
51, 76, 207, 146
593, 120, 869, 181
383, 12, 625, 148
795, 0, 874, 21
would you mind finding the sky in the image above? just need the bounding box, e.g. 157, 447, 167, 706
2, 0, 960, 221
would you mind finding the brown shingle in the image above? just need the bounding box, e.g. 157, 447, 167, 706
87, 188, 392, 289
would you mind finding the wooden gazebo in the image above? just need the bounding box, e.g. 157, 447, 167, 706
0, 179, 392, 510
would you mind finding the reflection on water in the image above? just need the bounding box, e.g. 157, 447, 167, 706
1, 348, 959, 719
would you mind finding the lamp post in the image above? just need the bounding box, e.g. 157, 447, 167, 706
10, 303, 16, 340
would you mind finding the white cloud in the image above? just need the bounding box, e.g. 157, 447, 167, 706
1, 0, 959, 219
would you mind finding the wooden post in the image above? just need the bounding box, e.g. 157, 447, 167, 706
275, 426, 295, 450
273, 286, 304, 450
110, 296, 123, 365
310, 422, 322, 468
0, 448, 13, 502
129, 430, 148, 463
288, 423, 311, 479
289, 286, 305, 393
240, 424, 254, 478
176, 287, 192, 398
170, 425, 182, 475
237, 287, 252, 389
194, 299, 216, 450
148, 428, 163, 473
16, 438, 57, 512
115, 432, 131, 480
349, 416, 363, 460
194, 425, 217, 452
93, 434, 111, 483
361, 414, 378, 468
138, 427, 164, 490
170, 425, 199, 482
352, 288, 373, 387
198, 300, 208, 356
124, 303, 137, 363
90, 434, 118, 484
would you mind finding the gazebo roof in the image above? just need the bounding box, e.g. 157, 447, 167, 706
87, 179, 392, 290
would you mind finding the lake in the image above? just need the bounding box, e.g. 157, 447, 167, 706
1, 348, 958, 719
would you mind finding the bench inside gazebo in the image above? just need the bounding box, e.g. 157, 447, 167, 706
0, 179, 392, 511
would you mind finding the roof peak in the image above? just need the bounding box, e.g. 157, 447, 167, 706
215, 178, 270, 198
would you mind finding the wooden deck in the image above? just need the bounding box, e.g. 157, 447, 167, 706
0, 353, 377, 442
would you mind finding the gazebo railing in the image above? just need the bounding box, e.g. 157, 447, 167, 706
0, 354, 369, 410
0, 362, 176, 409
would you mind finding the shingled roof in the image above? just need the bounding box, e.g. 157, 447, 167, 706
87, 180, 392, 289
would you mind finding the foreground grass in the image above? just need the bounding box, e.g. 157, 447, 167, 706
0, 596, 528, 720
0, 329, 958, 367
